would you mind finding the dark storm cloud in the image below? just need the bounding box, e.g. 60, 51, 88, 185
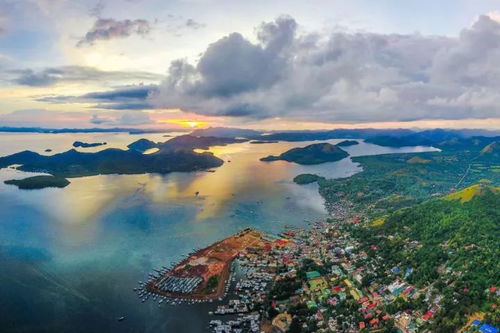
150, 14, 500, 122
10, 66, 162, 86
77, 18, 151, 47
38, 85, 157, 110
220, 103, 267, 117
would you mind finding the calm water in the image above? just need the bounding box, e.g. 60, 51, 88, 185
0, 133, 438, 332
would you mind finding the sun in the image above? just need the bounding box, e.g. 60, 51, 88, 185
185, 121, 202, 128
160, 119, 207, 128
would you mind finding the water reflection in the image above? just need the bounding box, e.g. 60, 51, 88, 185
0, 133, 438, 332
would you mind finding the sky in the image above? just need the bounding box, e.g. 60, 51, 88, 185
0, 0, 499, 130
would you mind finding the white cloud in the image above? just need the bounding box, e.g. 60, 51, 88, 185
150, 14, 500, 123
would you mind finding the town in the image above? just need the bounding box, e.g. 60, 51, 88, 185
135, 195, 499, 333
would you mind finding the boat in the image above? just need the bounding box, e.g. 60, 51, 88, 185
117, 316, 126, 322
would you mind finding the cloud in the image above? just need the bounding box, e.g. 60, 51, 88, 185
90, 111, 153, 125
0, 12, 7, 35
9, 66, 162, 86
150, 14, 500, 123
185, 19, 205, 30
37, 84, 158, 110
0, 108, 154, 128
0, 109, 92, 127
77, 18, 151, 47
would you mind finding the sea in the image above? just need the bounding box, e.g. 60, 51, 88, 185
0, 132, 438, 332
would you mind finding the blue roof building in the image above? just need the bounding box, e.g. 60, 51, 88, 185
472, 320, 482, 326
480, 323, 499, 333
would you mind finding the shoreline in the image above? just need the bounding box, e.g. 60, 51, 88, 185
145, 228, 270, 300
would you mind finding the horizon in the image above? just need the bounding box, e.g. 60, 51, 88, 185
1, 0, 500, 131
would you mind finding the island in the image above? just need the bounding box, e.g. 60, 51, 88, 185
293, 173, 325, 184
4, 175, 70, 189
249, 140, 279, 144
72, 141, 107, 148
337, 140, 359, 147
260, 142, 349, 165
0, 135, 228, 179
127, 138, 157, 152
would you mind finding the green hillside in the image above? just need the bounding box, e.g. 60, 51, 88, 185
356, 188, 500, 331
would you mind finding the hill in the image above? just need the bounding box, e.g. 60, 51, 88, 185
260, 143, 349, 165
190, 127, 261, 139
355, 189, 500, 331
127, 138, 157, 152
337, 140, 359, 147
444, 184, 499, 203
480, 141, 499, 156
0, 135, 228, 179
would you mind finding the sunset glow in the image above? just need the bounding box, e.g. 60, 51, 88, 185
159, 119, 208, 128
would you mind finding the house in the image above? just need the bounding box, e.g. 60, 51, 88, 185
306, 271, 321, 280
272, 312, 292, 333
479, 323, 499, 333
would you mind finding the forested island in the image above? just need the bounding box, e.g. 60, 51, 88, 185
0, 135, 228, 180
337, 140, 359, 147
293, 174, 325, 184
4, 175, 70, 189
261, 143, 349, 165
73, 141, 107, 148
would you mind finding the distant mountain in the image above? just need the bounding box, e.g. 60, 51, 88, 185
261, 129, 414, 142
158, 135, 247, 151
126, 135, 247, 153
261, 143, 349, 165
0, 126, 173, 134
190, 127, 262, 139
365, 129, 464, 147
73, 141, 107, 148
437, 136, 500, 152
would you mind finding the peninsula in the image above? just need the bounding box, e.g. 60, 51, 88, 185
142, 229, 270, 300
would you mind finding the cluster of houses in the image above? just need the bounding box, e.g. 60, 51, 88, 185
257, 220, 449, 332
202, 213, 499, 333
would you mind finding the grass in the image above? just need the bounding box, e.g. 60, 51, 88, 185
371, 217, 386, 227
444, 184, 500, 203
407, 156, 431, 164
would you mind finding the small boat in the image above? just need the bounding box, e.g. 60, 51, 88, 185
117, 316, 126, 322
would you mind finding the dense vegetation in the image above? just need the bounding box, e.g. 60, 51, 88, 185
318, 143, 500, 217
293, 174, 325, 184
337, 140, 359, 147
72, 141, 106, 148
261, 143, 348, 165
4, 175, 70, 189
353, 189, 500, 331
0, 135, 229, 178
